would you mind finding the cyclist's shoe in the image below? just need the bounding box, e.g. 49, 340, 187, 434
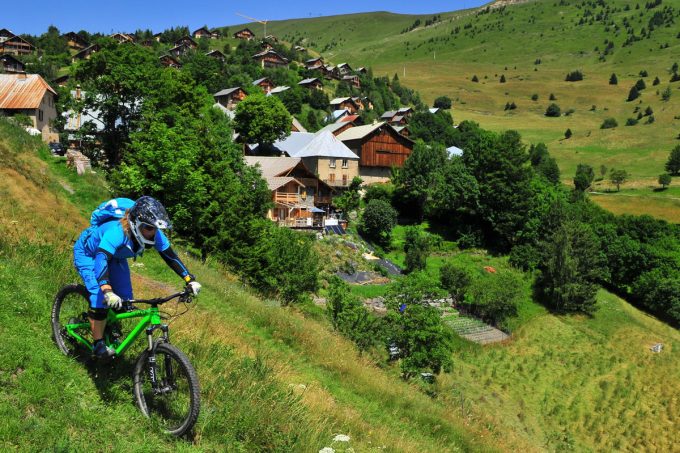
93, 340, 116, 360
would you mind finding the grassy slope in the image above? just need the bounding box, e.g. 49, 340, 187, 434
256, 0, 680, 220
348, 221, 680, 450
0, 120, 499, 451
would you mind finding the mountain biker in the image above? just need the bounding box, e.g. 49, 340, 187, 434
73, 196, 201, 359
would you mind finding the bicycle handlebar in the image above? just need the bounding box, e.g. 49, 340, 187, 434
125, 287, 193, 305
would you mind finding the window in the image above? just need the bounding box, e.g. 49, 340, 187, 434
341, 159, 348, 168
342, 174, 348, 185
329, 158, 336, 168
329, 173, 336, 182
38, 110, 43, 121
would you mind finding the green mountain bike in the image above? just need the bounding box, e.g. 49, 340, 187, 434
51, 284, 200, 436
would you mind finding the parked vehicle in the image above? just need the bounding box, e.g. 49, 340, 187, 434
49, 142, 66, 156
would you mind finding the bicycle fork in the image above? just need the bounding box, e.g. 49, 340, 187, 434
145, 325, 174, 395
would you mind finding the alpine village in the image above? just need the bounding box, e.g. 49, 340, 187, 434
1, 0, 679, 450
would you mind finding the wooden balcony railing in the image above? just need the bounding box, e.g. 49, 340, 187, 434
274, 192, 301, 204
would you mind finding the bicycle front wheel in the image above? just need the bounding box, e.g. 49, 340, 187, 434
133, 342, 200, 436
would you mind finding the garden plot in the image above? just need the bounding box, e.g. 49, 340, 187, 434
445, 315, 509, 345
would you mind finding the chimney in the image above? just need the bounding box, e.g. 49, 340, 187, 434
75, 84, 81, 100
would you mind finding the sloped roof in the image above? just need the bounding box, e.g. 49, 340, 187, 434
212, 102, 235, 119
392, 115, 404, 123
244, 156, 302, 178
291, 131, 358, 159
214, 87, 243, 97
0, 74, 56, 109
330, 97, 350, 105
268, 86, 290, 95
317, 121, 351, 135
397, 107, 413, 113
380, 110, 396, 119
339, 114, 359, 123
447, 145, 464, 157
429, 108, 440, 114
269, 132, 316, 156
291, 117, 307, 133
298, 78, 320, 85
263, 176, 304, 191
252, 77, 271, 86
336, 122, 385, 141
252, 50, 288, 62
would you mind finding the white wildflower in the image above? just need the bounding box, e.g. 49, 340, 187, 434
333, 434, 351, 442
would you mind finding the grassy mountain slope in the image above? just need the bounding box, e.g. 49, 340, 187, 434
0, 119, 497, 451
1, 120, 678, 450
255, 0, 680, 221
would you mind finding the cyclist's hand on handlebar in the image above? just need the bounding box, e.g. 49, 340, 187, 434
104, 291, 123, 310
187, 281, 201, 296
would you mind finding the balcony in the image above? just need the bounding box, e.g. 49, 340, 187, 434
274, 192, 302, 204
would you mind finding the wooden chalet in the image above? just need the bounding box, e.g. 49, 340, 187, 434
252, 50, 288, 69
252, 77, 275, 94
305, 57, 324, 70
110, 33, 134, 44
298, 77, 322, 90
244, 156, 333, 228
71, 44, 100, 62
140, 39, 155, 47
193, 27, 212, 39
0, 54, 25, 73
335, 63, 353, 77
233, 28, 255, 40
213, 87, 247, 110
0, 29, 14, 43
397, 106, 414, 118
322, 65, 336, 79
52, 74, 70, 87
0, 33, 34, 56
336, 122, 414, 184
174, 36, 198, 49
159, 54, 181, 68
330, 97, 360, 114
294, 45, 306, 52
205, 49, 226, 62
342, 74, 360, 88
153, 33, 162, 42
260, 41, 274, 52
0, 74, 58, 142
168, 43, 192, 57
62, 32, 89, 50
263, 35, 279, 43
392, 125, 411, 137
356, 67, 367, 74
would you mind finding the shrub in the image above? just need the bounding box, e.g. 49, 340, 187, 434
439, 262, 472, 303
564, 128, 572, 139
644, 106, 653, 116
326, 277, 384, 352
471, 75, 479, 82
500, 74, 506, 83
609, 73, 618, 85
433, 95, 452, 109
531, 93, 539, 101
463, 270, 523, 325
666, 145, 680, 175
565, 70, 584, 81
545, 103, 561, 117
363, 183, 394, 205
653, 76, 660, 85
658, 173, 671, 189
626, 118, 638, 126
549, 93, 557, 100
600, 118, 618, 129
661, 86, 672, 101
610, 168, 628, 191
404, 227, 430, 274
383, 273, 454, 379
627, 86, 640, 101
646, 115, 655, 124
358, 199, 397, 247
635, 79, 646, 90
574, 164, 595, 192
639, 69, 648, 77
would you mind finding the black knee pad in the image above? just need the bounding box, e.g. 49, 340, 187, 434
88, 308, 108, 320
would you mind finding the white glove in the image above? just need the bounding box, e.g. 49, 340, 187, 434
104, 291, 123, 310
187, 281, 201, 296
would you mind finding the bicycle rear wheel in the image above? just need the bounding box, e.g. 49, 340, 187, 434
51, 284, 91, 356
133, 342, 200, 436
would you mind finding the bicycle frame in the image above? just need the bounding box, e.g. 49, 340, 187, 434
64, 306, 165, 356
